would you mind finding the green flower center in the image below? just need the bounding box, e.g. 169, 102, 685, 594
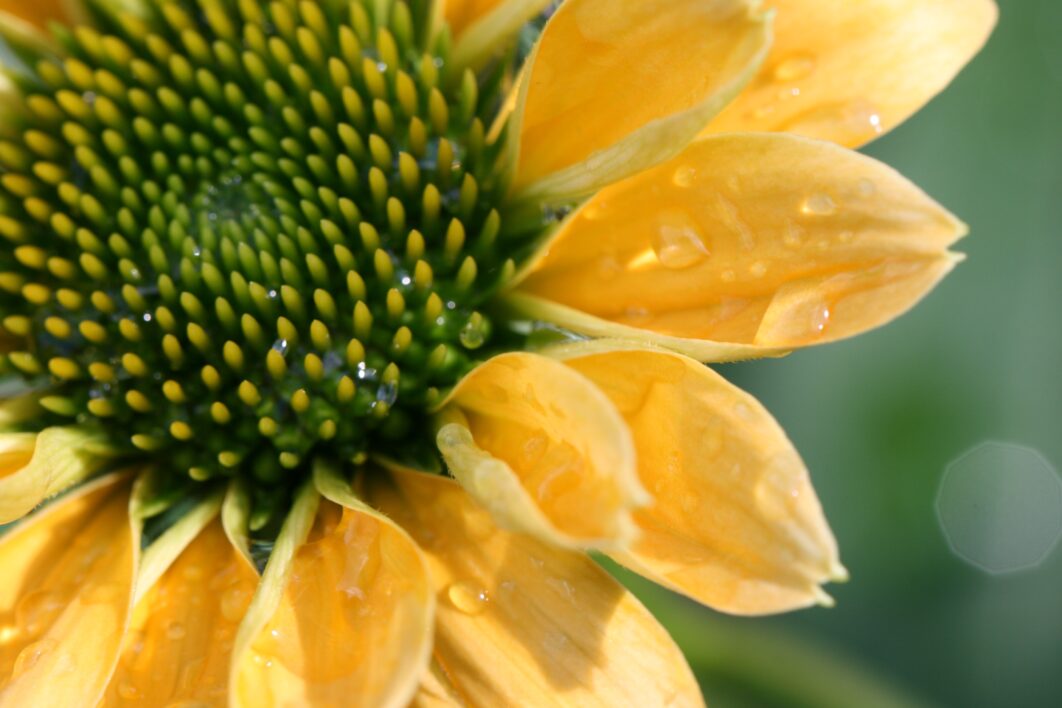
0, 0, 547, 527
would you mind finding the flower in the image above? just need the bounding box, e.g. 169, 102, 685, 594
0, 0, 995, 705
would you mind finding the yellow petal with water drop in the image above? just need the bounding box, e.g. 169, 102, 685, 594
367, 467, 705, 707
0, 426, 113, 524
133, 490, 224, 605
101, 520, 258, 707
507, 0, 771, 203
513, 132, 966, 361
550, 340, 843, 615
706, 0, 998, 146
231, 474, 434, 708
436, 352, 645, 550
0, 474, 136, 707
449, 0, 554, 70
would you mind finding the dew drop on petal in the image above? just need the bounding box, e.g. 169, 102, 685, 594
447, 581, 489, 615
652, 211, 709, 269
801, 193, 837, 217
857, 178, 877, 196
12, 638, 57, 677
165, 621, 186, 640
773, 53, 817, 82
118, 682, 140, 700
220, 586, 250, 623
15, 589, 63, 636
672, 165, 697, 188
749, 261, 769, 278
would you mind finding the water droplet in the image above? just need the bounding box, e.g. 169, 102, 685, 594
749, 104, 777, 120
12, 638, 57, 677
118, 682, 140, 700
271, 339, 288, 355
810, 303, 831, 335
83, 582, 122, 605
165, 621, 186, 640
755, 457, 802, 521
546, 577, 577, 603
375, 381, 398, 407
720, 270, 737, 283
672, 165, 697, 188
783, 222, 805, 248
622, 306, 652, 325
773, 54, 816, 82
857, 178, 877, 196
220, 587, 250, 623
521, 431, 548, 468
459, 319, 486, 349
749, 261, 769, 278
801, 193, 837, 216
16, 589, 63, 636
447, 581, 489, 615
652, 211, 709, 270
595, 254, 622, 280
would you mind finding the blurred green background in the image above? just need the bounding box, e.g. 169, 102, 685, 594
627, 1, 1062, 706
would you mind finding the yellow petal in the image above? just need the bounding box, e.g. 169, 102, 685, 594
410, 661, 465, 708
449, 0, 554, 70
508, 0, 771, 202
437, 352, 644, 550
0, 0, 82, 30
367, 467, 705, 707
133, 491, 224, 605
102, 520, 257, 706
0, 474, 137, 707
443, 0, 503, 35
706, 0, 998, 146
231, 475, 434, 708
551, 340, 842, 615
514, 132, 965, 361
0, 426, 113, 524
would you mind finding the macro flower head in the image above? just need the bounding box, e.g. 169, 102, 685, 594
0, 0, 995, 705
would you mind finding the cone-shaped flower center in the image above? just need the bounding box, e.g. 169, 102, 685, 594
0, 1, 543, 517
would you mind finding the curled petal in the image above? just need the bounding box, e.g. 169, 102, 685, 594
437, 352, 644, 551
551, 340, 843, 614
0, 426, 113, 524
508, 0, 771, 202
514, 132, 966, 361
367, 467, 705, 707
448, 0, 554, 70
221, 480, 255, 568
0, 474, 136, 707
103, 520, 258, 705
707, 0, 998, 146
231, 475, 434, 708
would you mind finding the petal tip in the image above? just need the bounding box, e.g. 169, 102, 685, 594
813, 586, 836, 609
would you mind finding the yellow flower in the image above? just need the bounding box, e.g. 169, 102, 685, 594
0, 0, 994, 705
